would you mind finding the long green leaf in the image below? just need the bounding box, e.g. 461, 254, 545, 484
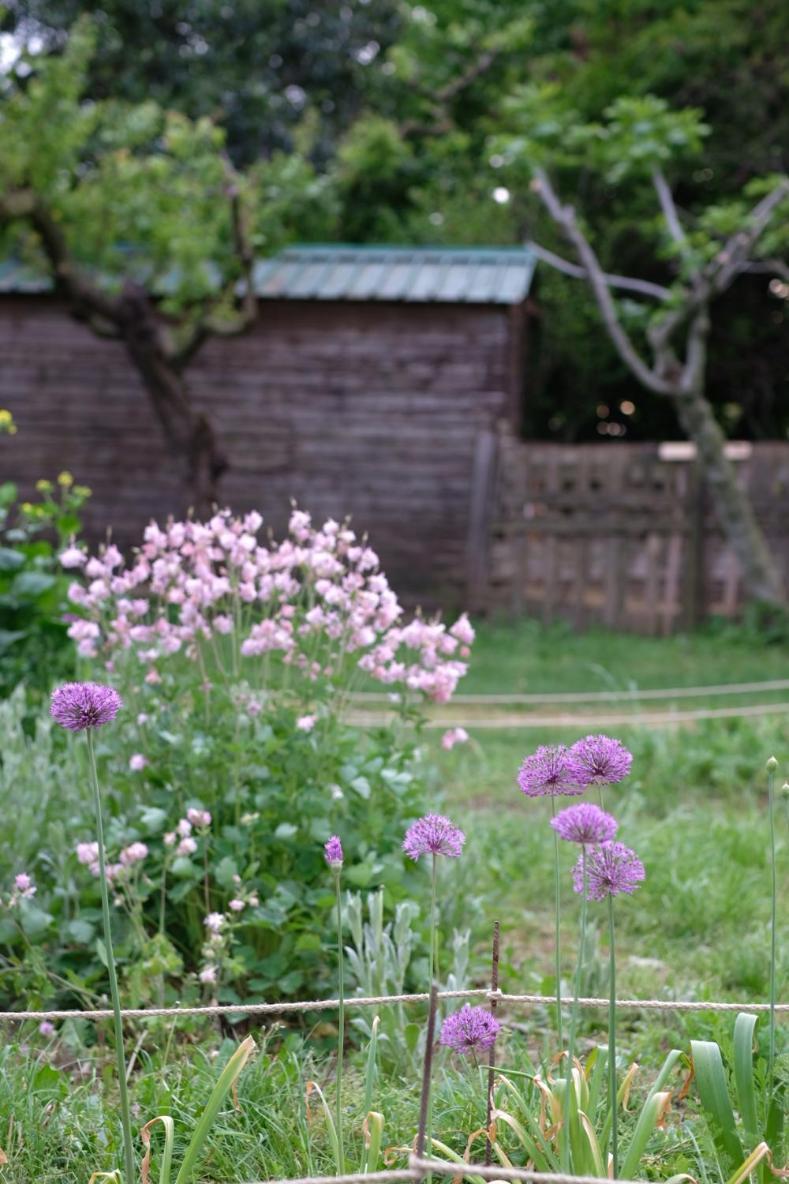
175, 1036, 256, 1184
141, 1115, 175, 1184
733, 1013, 759, 1146
305, 1079, 340, 1175
691, 1039, 744, 1173
621, 1090, 670, 1179
363, 1111, 384, 1174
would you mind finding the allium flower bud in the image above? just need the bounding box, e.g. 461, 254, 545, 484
402, 813, 465, 860
440, 1005, 500, 1054
551, 803, 618, 845
324, 835, 343, 868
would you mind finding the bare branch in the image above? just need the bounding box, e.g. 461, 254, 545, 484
742, 258, 789, 283
651, 168, 690, 256
531, 169, 676, 396
401, 49, 498, 140
709, 177, 789, 293
529, 241, 673, 301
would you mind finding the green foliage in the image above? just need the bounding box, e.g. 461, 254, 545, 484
0, 474, 87, 698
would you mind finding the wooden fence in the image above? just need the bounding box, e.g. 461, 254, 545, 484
483, 436, 789, 634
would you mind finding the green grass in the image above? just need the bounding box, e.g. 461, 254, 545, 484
3, 616, 787, 1182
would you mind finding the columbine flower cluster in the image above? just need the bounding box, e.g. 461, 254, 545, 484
76, 839, 148, 884
62, 507, 474, 702
164, 807, 211, 856
5, 872, 37, 907
198, 875, 259, 987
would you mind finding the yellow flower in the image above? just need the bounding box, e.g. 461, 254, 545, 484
57, 471, 74, 488
35, 479, 53, 494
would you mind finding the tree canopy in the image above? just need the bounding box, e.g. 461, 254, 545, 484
2, 0, 788, 442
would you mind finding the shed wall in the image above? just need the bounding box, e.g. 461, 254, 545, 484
0, 297, 514, 602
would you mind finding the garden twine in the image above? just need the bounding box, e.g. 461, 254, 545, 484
246, 1156, 653, 1184
2, 987, 787, 1023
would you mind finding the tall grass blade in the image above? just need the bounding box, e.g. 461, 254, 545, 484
306, 1079, 341, 1175
174, 1036, 255, 1184
724, 1141, 771, 1184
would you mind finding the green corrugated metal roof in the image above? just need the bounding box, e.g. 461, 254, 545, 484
253, 245, 536, 304
0, 244, 537, 305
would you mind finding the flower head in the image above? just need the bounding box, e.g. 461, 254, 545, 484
324, 835, 344, 867
199, 965, 218, 984
574, 841, 645, 900
39, 1021, 56, 1037
204, 912, 225, 933
403, 813, 465, 860
440, 1005, 501, 1054
129, 753, 148, 771
297, 714, 317, 732
119, 842, 148, 867
186, 807, 212, 829
50, 682, 122, 731
567, 735, 633, 786
551, 802, 618, 845
177, 836, 197, 857
441, 726, 469, 751
517, 746, 584, 798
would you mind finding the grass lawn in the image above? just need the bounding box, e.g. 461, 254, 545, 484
2, 618, 786, 1182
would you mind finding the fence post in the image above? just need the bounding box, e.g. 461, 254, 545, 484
684, 459, 705, 630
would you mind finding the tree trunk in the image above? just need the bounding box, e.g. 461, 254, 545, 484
117, 286, 227, 517
673, 392, 784, 607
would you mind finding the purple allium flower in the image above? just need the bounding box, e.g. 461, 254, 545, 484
402, 813, 465, 860
567, 735, 633, 786
324, 835, 344, 867
517, 745, 585, 798
50, 682, 122, 731
440, 1005, 501, 1054
551, 802, 618, 845
573, 841, 645, 900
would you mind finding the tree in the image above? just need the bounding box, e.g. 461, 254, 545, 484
495, 92, 789, 606
2, 0, 402, 167
0, 21, 335, 509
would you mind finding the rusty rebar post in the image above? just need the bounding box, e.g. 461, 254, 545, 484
416, 984, 439, 1182
484, 921, 501, 1165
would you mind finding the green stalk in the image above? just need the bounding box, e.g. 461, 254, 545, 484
563, 845, 588, 1172
86, 730, 135, 1184
766, 759, 777, 1095
551, 798, 564, 1053
426, 852, 438, 1184
334, 868, 345, 1173
607, 894, 618, 1177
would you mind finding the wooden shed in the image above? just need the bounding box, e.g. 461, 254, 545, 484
0, 244, 536, 605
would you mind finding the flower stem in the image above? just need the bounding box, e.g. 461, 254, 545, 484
551, 798, 564, 1053
426, 852, 438, 1184
86, 730, 135, 1184
334, 869, 345, 1173
767, 762, 777, 1095
563, 845, 587, 1172
607, 894, 618, 1177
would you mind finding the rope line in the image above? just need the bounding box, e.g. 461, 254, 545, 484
346, 702, 789, 730
350, 678, 789, 706
2, 988, 786, 1023
247, 1155, 651, 1184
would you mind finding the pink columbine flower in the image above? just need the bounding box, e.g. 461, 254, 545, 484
296, 714, 317, 732
441, 726, 469, 751
204, 912, 225, 933
39, 1021, 56, 1037
119, 842, 148, 867
129, 753, 148, 771
186, 807, 211, 829
14, 873, 36, 899
177, 818, 192, 837
177, 836, 197, 856
228, 898, 246, 911
199, 965, 218, 984
59, 546, 86, 569
163, 831, 176, 847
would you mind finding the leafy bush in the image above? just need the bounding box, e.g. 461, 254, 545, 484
0, 463, 89, 698
0, 507, 473, 1010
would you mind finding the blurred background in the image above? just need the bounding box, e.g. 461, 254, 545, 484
1, 0, 788, 629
